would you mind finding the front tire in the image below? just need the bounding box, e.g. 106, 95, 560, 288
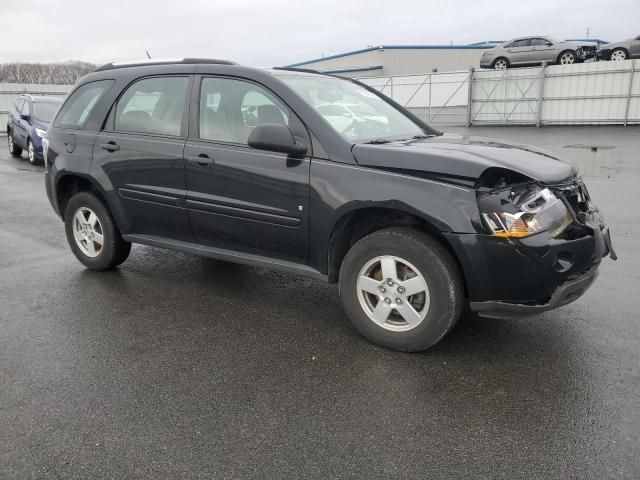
7, 131, 22, 157
558, 50, 577, 65
64, 191, 131, 270
339, 228, 464, 352
27, 138, 39, 165
610, 48, 628, 61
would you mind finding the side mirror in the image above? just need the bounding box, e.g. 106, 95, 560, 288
20, 113, 30, 121
545, 41, 553, 46
635, 35, 640, 41
248, 123, 307, 155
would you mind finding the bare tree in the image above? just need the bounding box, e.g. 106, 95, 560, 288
0, 61, 96, 85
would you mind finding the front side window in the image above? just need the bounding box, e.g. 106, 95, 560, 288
15, 98, 24, 112
55, 80, 113, 129
199, 77, 290, 144
33, 102, 60, 123
277, 74, 427, 143
512, 39, 530, 48
21, 101, 30, 117
115, 76, 189, 136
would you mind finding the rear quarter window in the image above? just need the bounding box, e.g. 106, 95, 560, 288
54, 80, 114, 129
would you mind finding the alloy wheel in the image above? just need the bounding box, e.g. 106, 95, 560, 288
72, 207, 105, 258
494, 59, 507, 70
611, 50, 627, 61
28, 141, 35, 164
560, 52, 575, 64
356, 255, 430, 332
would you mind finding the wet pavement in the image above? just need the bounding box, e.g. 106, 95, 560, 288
1, 126, 639, 479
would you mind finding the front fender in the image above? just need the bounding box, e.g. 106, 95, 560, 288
308, 158, 481, 274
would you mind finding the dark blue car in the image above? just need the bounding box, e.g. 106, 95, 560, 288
7, 95, 63, 165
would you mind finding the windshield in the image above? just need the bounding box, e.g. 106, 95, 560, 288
32, 101, 61, 123
277, 75, 429, 143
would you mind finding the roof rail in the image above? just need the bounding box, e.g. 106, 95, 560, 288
272, 66, 321, 74
95, 58, 238, 72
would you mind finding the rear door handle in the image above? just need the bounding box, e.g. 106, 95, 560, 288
186, 153, 214, 167
100, 142, 120, 152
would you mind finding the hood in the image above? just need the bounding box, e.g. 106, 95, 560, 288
30, 117, 50, 130
564, 41, 594, 48
351, 134, 576, 184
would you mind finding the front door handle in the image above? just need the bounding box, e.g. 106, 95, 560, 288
100, 142, 120, 152
186, 153, 214, 167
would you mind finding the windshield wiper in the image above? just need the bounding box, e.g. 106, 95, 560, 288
363, 138, 391, 144
410, 134, 434, 140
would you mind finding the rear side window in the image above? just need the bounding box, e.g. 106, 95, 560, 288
115, 76, 189, 136
55, 80, 113, 129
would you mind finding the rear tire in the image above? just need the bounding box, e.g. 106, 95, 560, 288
64, 191, 131, 270
610, 48, 628, 61
339, 228, 464, 352
493, 57, 509, 70
7, 131, 22, 157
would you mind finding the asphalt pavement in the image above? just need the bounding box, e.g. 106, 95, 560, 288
1, 126, 639, 479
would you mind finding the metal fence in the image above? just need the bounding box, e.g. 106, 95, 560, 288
361, 59, 640, 126
360, 71, 471, 125
0, 83, 71, 134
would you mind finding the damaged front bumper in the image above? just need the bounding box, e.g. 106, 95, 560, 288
445, 176, 616, 319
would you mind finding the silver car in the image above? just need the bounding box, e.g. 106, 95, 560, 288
480, 36, 597, 70
597, 35, 640, 61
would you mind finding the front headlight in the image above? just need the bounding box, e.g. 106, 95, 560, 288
35, 128, 46, 138
480, 186, 573, 239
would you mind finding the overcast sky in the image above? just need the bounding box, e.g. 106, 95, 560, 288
2, 0, 638, 66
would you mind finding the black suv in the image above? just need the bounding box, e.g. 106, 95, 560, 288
44, 59, 615, 352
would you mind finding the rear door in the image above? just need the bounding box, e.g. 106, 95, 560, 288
15, 99, 30, 147
91, 75, 193, 242
183, 75, 310, 263
10, 99, 24, 144
506, 39, 533, 65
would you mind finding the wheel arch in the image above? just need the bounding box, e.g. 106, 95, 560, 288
325, 206, 467, 295
55, 173, 114, 222
492, 57, 509, 68
611, 47, 629, 59
557, 49, 577, 63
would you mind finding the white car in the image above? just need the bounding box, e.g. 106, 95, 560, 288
316, 103, 388, 132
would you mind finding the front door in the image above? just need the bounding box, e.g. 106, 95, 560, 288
529, 38, 556, 64
184, 76, 310, 264
91, 75, 193, 242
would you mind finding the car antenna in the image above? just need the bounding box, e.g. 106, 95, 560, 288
146, 50, 151, 59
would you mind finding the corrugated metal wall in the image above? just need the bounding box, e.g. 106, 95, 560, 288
470, 60, 640, 125
1, 83, 71, 133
